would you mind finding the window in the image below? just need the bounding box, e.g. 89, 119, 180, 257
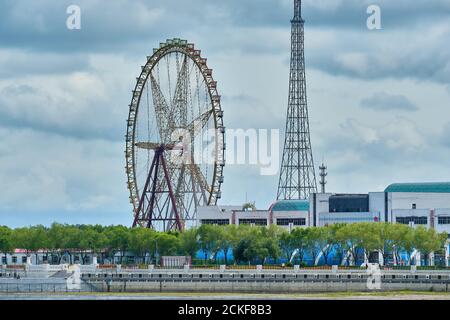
201, 219, 229, 225
396, 216, 427, 225
320, 217, 375, 223
239, 219, 267, 226
329, 194, 369, 213
276, 218, 306, 226
412, 204, 417, 209
12, 256, 17, 264
22, 256, 27, 264
1, 257, 6, 264
438, 217, 450, 225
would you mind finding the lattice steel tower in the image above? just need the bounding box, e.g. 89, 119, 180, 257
277, 0, 317, 200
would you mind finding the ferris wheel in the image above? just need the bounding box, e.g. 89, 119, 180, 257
125, 38, 225, 232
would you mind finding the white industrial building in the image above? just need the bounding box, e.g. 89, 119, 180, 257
310, 193, 382, 227
197, 182, 450, 236
270, 200, 310, 229
196, 205, 240, 226
197, 200, 310, 231
385, 183, 450, 232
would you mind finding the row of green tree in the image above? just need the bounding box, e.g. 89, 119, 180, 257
194, 223, 447, 266
0, 223, 447, 266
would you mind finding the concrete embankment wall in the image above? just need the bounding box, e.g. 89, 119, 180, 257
1, 279, 448, 293
3, 266, 450, 293
0, 279, 92, 293
87, 280, 449, 293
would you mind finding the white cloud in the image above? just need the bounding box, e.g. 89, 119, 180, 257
360, 92, 418, 111
0, 127, 128, 215
0, 52, 136, 141
0, 0, 450, 224
340, 119, 379, 144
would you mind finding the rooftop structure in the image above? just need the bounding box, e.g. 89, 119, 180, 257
271, 200, 309, 212
385, 182, 450, 193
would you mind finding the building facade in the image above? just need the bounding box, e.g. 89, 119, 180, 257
198, 182, 450, 236
197, 200, 310, 232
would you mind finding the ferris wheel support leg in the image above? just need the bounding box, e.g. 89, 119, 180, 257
133, 150, 158, 227
145, 151, 162, 229
161, 152, 184, 231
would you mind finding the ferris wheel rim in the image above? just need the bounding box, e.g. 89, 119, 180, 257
125, 38, 225, 228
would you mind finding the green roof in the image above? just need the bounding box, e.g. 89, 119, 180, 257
385, 182, 450, 193
271, 200, 309, 212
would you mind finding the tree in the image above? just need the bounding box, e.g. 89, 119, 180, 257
4, 221, 448, 268
413, 226, 447, 266
304, 227, 335, 266
216, 225, 236, 265
335, 224, 365, 266
374, 223, 412, 265
128, 227, 157, 264
79, 226, 107, 264
197, 224, 221, 263
28, 225, 49, 264
357, 223, 380, 265
313, 226, 335, 266
229, 225, 251, 264
62, 226, 82, 264
0, 226, 13, 264
290, 227, 310, 265
233, 238, 251, 264
242, 202, 257, 211
260, 226, 282, 263
390, 224, 415, 265
179, 227, 200, 259
375, 223, 393, 264
156, 233, 180, 258
279, 230, 296, 261
104, 225, 130, 264
48, 223, 68, 264
328, 224, 346, 265
233, 226, 281, 265
11, 227, 31, 255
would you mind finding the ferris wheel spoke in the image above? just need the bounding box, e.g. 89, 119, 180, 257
184, 192, 196, 220
187, 163, 209, 203
186, 172, 202, 218
184, 174, 199, 219
171, 55, 189, 128
150, 73, 173, 142
173, 164, 187, 220
185, 109, 213, 139
190, 172, 201, 209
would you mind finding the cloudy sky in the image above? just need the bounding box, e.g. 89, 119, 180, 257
0, 0, 450, 227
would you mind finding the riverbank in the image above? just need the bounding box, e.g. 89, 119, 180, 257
2, 291, 450, 300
